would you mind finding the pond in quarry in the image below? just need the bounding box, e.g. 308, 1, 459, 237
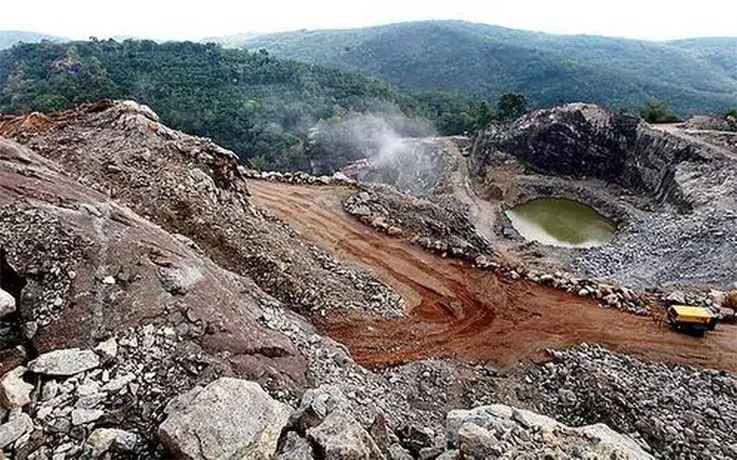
505, 198, 616, 248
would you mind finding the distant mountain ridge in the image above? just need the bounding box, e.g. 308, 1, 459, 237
217, 20, 737, 115
0, 31, 66, 50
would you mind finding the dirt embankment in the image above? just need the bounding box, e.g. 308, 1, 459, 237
251, 180, 737, 372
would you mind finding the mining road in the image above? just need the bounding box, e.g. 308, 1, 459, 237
251, 180, 737, 371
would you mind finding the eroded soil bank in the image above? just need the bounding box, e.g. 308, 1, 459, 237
251, 180, 737, 371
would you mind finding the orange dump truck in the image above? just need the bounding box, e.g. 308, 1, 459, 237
667, 305, 717, 337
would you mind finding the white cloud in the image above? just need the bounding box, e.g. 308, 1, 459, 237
1, 0, 735, 41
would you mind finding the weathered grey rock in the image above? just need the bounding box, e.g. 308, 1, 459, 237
158, 378, 290, 460
86, 428, 139, 457
28, 348, 100, 376
306, 409, 385, 460
457, 422, 501, 458
575, 423, 652, 459
276, 431, 314, 460
388, 443, 413, 460
287, 385, 350, 433
94, 338, 118, 361
665, 291, 686, 305
71, 408, 104, 425
444, 403, 653, 459
0, 367, 33, 409
0, 289, 15, 318
0, 412, 32, 448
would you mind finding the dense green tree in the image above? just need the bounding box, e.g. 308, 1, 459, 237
640, 101, 680, 124
726, 109, 737, 119
233, 21, 737, 116
0, 40, 423, 170
497, 93, 528, 121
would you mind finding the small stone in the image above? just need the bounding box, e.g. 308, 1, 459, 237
0, 367, 33, 409
29, 348, 100, 376
95, 338, 118, 361
0, 413, 32, 448
102, 276, 116, 285
0, 289, 16, 318
86, 428, 139, 456
42, 380, 60, 401
101, 373, 136, 392
22, 321, 38, 340
71, 408, 104, 426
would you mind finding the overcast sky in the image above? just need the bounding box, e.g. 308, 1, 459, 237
2, 0, 735, 41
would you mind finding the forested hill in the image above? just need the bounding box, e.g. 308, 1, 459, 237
0, 40, 425, 169
232, 21, 737, 116
0, 31, 65, 50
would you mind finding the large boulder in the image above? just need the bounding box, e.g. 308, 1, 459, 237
158, 378, 290, 459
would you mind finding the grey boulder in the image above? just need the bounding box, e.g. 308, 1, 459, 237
158, 378, 290, 460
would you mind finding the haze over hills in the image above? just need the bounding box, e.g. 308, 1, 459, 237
223, 20, 737, 116
0, 31, 66, 50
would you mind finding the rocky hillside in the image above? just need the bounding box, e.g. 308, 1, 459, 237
0, 101, 734, 458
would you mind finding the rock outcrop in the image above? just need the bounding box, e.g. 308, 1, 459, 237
471, 103, 697, 208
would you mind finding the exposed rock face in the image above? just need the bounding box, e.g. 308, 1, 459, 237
472, 103, 737, 288
158, 378, 290, 459
471, 103, 697, 208
0, 131, 310, 455
472, 103, 639, 182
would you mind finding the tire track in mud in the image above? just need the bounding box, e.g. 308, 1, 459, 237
251, 180, 737, 371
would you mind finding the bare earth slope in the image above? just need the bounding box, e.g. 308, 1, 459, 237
250, 180, 737, 371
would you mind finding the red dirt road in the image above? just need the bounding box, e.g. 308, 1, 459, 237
251, 180, 737, 371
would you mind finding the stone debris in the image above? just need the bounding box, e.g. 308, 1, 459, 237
28, 348, 100, 376
94, 337, 118, 361
444, 404, 652, 459
158, 377, 290, 459
529, 344, 737, 459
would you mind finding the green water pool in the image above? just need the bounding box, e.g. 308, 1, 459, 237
505, 198, 616, 248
